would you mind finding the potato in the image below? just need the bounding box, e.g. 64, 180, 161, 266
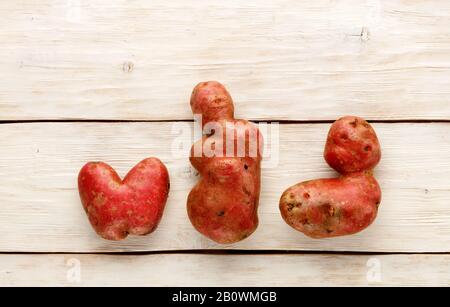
280, 172, 381, 238
190, 80, 235, 125
78, 158, 170, 241
324, 116, 381, 174
280, 116, 382, 238
187, 81, 263, 244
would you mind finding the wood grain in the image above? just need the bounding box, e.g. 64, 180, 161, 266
0, 122, 448, 253
0, 0, 449, 121
0, 253, 448, 286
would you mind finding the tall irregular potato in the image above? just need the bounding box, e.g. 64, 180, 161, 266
280, 116, 382, 238
187, 81, 263, 244
78, 158, 170, 241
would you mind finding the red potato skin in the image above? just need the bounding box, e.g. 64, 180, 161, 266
280, 116, 382, 239
324, 116, 381, 174
78, 158, 170, 241
280, 172, 381, 238
188, 81, 263, 244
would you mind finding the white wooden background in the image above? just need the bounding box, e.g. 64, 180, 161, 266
0, 0, 449, 287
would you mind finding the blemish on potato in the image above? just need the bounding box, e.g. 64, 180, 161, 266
301, 218, 310, 225
286, 193, 296, 203
243, 186, 251, 196
109, 180, 120, 190
328, 205, 335, 217
287, 203, 295, 211
93, 192, 106, 207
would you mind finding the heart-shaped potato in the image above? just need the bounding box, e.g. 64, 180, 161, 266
78, 158, 170, 241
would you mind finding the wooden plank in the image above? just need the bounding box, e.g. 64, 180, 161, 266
0, 122, 449, 252
0, 253, 448, 286
0, 0, 449, 121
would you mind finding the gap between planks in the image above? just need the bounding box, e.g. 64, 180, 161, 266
0, 119, 450, 125
0, 250, 449, 256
